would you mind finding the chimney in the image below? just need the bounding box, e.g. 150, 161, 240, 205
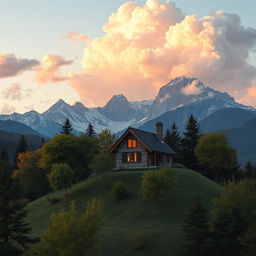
156, 121, 163, 141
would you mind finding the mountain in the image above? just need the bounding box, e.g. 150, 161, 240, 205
0, 119, 43, 136
0, 76, 254, 137
200, 108, 256, 133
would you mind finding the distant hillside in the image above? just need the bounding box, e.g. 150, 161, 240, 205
0, 119, 44, 137
27, 168, 221, 256
225, 117, 256, 165
200, 108, 256, 133
0, 131, 44, 162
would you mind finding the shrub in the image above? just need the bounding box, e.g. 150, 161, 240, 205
131, 232, 146, 250
46, 197, 61, 205
111, 180, 129, 200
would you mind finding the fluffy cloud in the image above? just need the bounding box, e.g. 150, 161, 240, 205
35, 54, 73, 83
181, 80, 201, 95
63, 32, 90, 45
1, 103, 15, 114
68, 0, 256, 107
0, 54, 39, 78
3, 83, 22, 100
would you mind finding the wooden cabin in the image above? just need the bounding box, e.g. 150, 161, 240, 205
109, 122, 176, 169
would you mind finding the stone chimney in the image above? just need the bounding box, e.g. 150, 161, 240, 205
156, 121, 163, 141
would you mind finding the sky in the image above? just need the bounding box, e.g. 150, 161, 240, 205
0, 0, 256, 113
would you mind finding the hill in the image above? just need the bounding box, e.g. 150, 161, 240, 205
26, 168, 222, 256
200, 108, 256, 133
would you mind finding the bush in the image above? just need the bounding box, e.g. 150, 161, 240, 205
111, 180, 129, 200
90, 152, 115, 175
131, 232, 146, 250
47, 197, 61, 205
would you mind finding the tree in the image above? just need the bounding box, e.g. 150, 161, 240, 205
25, 199, 104, 256
0, 149, 34, 255
195, 132, 237, 181
61, 118, 73, 135
181, 115, 201, 170
97, 129, 116, 154
13, 151, 49, 200
183, 199, 210, 256
48, 163, 74, 198
39, 134, 97, 179
142, 166, 175, 209
13, 134, 28, 169
85, 123, 96, 138
89, 152, 115, 175
241, 219, 256, 256
164, 123, 181, 153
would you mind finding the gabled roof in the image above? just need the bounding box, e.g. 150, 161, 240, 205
109, 127, 176, 155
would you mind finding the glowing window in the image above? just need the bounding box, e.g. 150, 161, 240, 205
127, 139, 137, 148
127, 152, 137, 162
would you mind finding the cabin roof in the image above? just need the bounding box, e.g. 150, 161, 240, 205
109, 127, 176, 155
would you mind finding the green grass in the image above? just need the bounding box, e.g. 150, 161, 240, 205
26, 168, 222, 256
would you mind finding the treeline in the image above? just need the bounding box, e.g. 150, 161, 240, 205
0, 119, 116, 255
164, 115, 256, 182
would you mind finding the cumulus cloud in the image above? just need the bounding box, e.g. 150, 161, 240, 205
35, 54, 73, 83
68, 0, 256, 106
0, 54, 39, 78
3, 83, 22, 100
181, 80, 201, 95
1, 103, 15, 114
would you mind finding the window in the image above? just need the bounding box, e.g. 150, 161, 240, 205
127, 139, 137, 148
122, 152, 142, 163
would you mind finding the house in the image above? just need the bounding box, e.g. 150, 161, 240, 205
109, 122, 176, 169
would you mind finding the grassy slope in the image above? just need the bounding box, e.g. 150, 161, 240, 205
26, 168, 222, 256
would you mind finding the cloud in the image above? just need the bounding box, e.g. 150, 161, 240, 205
63, 32, 90, 45
68, 0, 256, 107
0, 54, 39, 78
35, 54, 73, 83
181, 80, 201, 95
3, 83, 22, 100
1, 103, 15, 114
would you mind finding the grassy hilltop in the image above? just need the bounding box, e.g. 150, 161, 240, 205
26, 168, 222, 256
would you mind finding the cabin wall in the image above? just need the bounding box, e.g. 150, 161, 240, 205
115, 135, 148, 169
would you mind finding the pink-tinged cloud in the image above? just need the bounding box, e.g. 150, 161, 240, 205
1, 103, 15, 114
181, 80, 201, 95
63, 32, 90, 45
3, 83, 22, 100
0, 54, 39, 78
69, 0, 256, 107
35, 54, 73, 83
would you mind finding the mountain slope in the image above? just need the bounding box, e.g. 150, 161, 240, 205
200, 108, 256, 133
27, 168, 222, 256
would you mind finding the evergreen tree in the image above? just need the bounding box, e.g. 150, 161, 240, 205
61, 118, 73, 135
85, 123, 96, 138
164, 123, 181, 152
0, 149, 34, 254
244, 161, 255, 178
181, 115, 201, 170
183, 199, 210, 256
13, 134, 28, 169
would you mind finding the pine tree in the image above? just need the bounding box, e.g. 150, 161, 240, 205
164, 123, 181, 153
13, 134, 28, 169
0, 149, 34, 254
244, 161, 254, 178
85, 123, 96, 138
183, 199, 210, 256
61, 118, 73, 135
181, 115, 201, 169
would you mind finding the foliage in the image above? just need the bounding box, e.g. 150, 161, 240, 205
90, 152, 115, 175
85, 123, 96, 138
39, 134, 97, 175
241, 218, 256, 256
131, 232, 146, 250
164, 123, 181, 153
0, 149, 34, 254
244, 161, 256, 179
195, 132, 237, 181
48, 163, 74, 198
111, 180, 129, 200
25, 199, 104, 256
46, 197, 62, 205
180, 115, 201, 170
97, 129, 116, 154
61, 118, 73, 135
141, 166, 175, 208
13, 134, 28, 169
183, 199, 210, 256
13, 151, 49, 200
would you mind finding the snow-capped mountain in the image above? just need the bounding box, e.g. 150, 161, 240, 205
0, 76, 254, 137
